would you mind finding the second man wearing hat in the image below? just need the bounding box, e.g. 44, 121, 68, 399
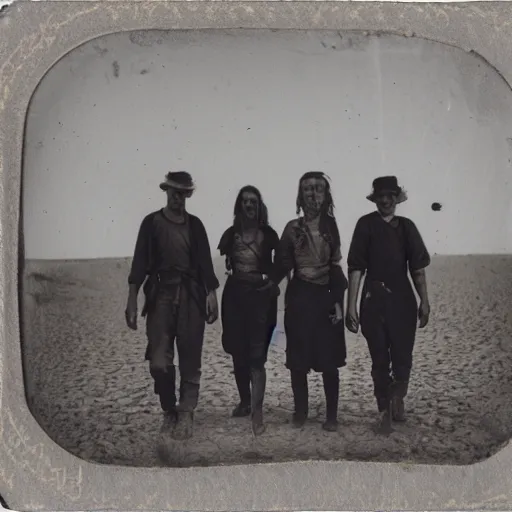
346, 176, 431, 433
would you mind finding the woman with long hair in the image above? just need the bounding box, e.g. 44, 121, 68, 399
217, 185, 279, 436
269, 172, 348, 431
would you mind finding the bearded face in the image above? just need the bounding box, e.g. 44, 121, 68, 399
301, 177, 327, 215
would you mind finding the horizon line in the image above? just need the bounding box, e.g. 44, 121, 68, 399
23, 253, 512, 263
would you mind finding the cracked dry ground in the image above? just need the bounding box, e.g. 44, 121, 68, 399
21, 255, 512, 467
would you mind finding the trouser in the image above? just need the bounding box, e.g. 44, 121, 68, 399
290, 369, 339, 421
360, 283, 416, 410
146, 282, 205, 413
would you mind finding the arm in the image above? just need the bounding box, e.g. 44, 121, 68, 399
346, 218, 370, 312
329, 245, 348, 303
127, 215, 153, 301
405, 219, 431, 304
412, 267, 430, 328
405, 219, 431, 326
411, 268, 429, 304
269, 222, 296, 286
347, 271, 363, 313
268, 227, 280, 274
125, 215, 153, 328
345, 218, 370, 331
196, 218, 220, 293
217, 227, 233, 273
194, 217, 220, 323
268, 227, 280, 263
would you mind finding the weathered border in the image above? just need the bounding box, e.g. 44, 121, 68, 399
2, 2, 512, 510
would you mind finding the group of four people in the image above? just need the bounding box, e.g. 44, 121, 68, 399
125, 171, 431, 441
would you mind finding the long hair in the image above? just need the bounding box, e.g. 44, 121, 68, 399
295, 171, 340, 250
233, 185, 269, 232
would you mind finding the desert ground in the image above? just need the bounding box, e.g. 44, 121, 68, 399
20, 255, 512, 467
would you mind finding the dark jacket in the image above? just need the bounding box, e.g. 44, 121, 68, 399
128, 209, 219, 316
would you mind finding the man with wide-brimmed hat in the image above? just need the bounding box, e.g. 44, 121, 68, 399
346, 176, 431, 433
125, 171, 219, 441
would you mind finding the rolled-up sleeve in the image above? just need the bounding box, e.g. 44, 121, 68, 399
347, 217, 370, 275
405, 219, 431, 272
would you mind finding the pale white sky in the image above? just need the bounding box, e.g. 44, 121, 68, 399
23, 30, 512, 259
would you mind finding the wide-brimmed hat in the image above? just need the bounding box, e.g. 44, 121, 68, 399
159, 171, 195, 192
366, 176, 407, 204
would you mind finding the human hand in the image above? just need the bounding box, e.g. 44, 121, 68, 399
345, 306, 359, 333
206, 290, 219, 324
330, 302, 343, 325
418, 301, 430, 328
125, 297, 138, 330
257, 279, 280, 297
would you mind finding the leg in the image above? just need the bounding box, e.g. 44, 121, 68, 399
174, 283, 206, 440
363, 323, 392, 411
149, 365, 177, 414
232, 358, 251, 417
250, 363, 267, 436
222, 278, 251, 416
146, 288, 179, 431
388, 308, 416, 422
290, 370, 308, 427
361, 297, 393, 434
248, 295, 271, 436
322, 369, 339, 432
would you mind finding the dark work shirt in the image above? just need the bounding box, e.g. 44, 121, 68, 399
128, 209, 219, 292
151, 213, 191, 283
218, 225, 279, 276
347, 211, 430, 288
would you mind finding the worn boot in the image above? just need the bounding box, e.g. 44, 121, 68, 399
173, 410, 194, 441
151, 366, 177, 433
232, 403, 251, 417
160, 410, 177, 434
250, 367, 267, 436
172, 377, 199, 441
291, 371, 308, 428
376, 391, 393, 436
322, 371, 339, 432
391, 380, 408, 422
232, 363, 251, 417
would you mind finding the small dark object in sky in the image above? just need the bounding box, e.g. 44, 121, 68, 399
431, 202, 442, 211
